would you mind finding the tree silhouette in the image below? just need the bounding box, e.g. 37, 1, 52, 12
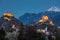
0, 28, 7, 40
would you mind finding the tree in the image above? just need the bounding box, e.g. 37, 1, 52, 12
0, 28, 7, 40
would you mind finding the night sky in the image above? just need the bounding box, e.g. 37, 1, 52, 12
0, 0, 60, 18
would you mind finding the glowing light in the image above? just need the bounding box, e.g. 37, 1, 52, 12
4, 13, 13, 17
49, 21, 54, 25
38, 20, 43, 22
42, 15, 48, 21
4, 17, 8, 20
4, 17, 11, 21
11, 25, 15, 29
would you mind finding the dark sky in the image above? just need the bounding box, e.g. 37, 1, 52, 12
0, 0, 60, 18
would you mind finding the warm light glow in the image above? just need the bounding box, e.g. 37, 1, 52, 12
4, 17, 8, 20
38, 20, 43, 22
4, 17, 11, 21
4, 13, 13, 17
38, 15, 49, 23
42, 15, 48, 21
11, 25, 15, 29
49, 21, 54, 25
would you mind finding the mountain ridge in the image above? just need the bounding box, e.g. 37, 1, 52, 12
48, 6, 60, 12
19, 11, 60, 26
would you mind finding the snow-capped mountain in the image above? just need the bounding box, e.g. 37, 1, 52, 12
48, 6, 60, 12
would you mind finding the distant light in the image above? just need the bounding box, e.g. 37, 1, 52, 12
11, 25, 15, 29
4, 13, 13, 17
42, 15, 48, 21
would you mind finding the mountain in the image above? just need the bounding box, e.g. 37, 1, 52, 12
29, 16, 57, 33
0, 13, 23, 31
19, 13, 42, 25
19, 7, 60, 26
48, 6, 60, 12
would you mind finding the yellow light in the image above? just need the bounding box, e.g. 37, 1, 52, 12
4, 17, 11, 21
4, 13, 13, 17
38, 20, 43, 22
11, 25, 15, 29
49, 21, 54, 25
42, 15, 48, 21
4, 17, 8, 20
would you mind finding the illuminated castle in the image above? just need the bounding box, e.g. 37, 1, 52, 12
38, 15, 54, 26
3, 13, 13, 21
